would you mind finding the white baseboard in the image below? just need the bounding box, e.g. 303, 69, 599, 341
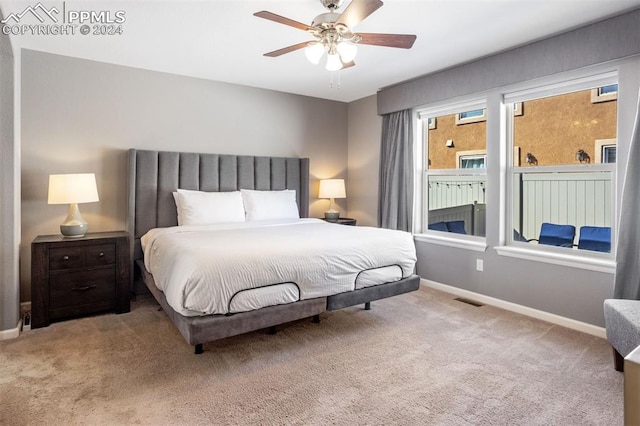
0, 320, 21, 340
422, 279, 607, 339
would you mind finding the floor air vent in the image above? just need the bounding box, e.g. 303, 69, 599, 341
454, 297, 484, 307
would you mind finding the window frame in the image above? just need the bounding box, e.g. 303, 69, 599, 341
502, 72, 618, 267
412, 68, 622, 270
415, 99, 489, 249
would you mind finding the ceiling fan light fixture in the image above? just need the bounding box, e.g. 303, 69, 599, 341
325, 52, 343, 71
305, 42, 325, 64
336, 41, 357, 62
255, 0, 417, 73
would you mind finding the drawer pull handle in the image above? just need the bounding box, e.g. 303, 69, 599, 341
98, 252, 105, 257
71, 285, 97, 292
62, 255, 70, 261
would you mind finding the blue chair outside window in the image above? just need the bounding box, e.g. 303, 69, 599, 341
428, 221, 449, 232
428, 220, 467, 234
446, 220, 466, 234
578, 226, 611, 252
529, 223, 576, 247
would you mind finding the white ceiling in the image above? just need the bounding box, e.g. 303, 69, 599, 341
2, 0, 640, 102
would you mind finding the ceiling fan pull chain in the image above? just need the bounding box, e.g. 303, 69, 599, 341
328, 71, 341, 90
328, 71, 342, 90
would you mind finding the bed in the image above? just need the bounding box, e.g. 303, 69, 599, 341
127, 149, 420, 353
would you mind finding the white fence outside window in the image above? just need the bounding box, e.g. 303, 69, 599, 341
513, 171, 611, 241
427, 172, 612, 243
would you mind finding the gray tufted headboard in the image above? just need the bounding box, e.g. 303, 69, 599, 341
127, 149, 310, 262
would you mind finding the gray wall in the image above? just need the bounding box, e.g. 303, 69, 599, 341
0, 14, 20, 332
20, 49, 348, 302
415, 244, 615, 327
346, 95, 381, 227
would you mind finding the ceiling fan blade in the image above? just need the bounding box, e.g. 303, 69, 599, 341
341, 60, 356, 70
335, 0, 383, 29
253, 11, 311, 31
263, 41, 311, 58
357, 33, 417, 49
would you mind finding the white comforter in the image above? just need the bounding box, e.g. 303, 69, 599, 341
141, 219, 416, 316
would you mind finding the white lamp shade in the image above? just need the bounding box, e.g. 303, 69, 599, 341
304, 42, 325, 64
325, 52, 343, 71
337, 42, 357, 62
319, 179, 346, 199
48, 173, 99, 205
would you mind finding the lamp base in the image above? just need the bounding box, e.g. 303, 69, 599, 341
60, 203, 88, 238
324, 211, 340, 220
60, 223, 88, 238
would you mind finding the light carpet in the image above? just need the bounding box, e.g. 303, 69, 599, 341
0, 285, 622, 425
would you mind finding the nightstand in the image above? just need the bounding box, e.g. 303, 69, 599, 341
31, 231, 130, 328
322, 217, 357, 226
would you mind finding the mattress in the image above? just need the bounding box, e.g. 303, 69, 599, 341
141, 219, 417, 316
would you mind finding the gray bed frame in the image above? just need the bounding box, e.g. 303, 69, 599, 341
127, 149, 420, 354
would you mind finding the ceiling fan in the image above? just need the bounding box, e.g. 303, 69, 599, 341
254, 0, 417, 71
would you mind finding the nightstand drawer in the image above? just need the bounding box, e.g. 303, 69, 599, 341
49, 247, 84, 270
86, 244, 116, 267
49, 268, 116, 311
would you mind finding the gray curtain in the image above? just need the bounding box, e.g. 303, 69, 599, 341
378, 109, 413, 231
614, 90, 640, 299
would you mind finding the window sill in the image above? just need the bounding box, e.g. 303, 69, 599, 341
495, 245, 615, 274
414, 233, 487, 252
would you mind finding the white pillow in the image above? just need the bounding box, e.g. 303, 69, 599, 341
173, 189, 245, 226
241, 189, 300, 221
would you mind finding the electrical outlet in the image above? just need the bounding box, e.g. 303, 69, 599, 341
476, 259, 484, 272
21, 302, 32, 332
22, 312, 31, 331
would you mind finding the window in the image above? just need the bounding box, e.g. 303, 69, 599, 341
603, 146, 617, 163
455, 108, 486, 125
591, 83, 618, 103
455, 104, 521, 126
457, 151, 486, 169
507, 77, 617, 255
419, 101, 487, 240
594, 139, 617, 164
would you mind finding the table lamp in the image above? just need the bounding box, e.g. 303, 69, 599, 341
48, 173, 99, 237
319, 178, 346, 220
